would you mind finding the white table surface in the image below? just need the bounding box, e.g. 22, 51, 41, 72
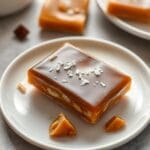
0, 0, 150, 150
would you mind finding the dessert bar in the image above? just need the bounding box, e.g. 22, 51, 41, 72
28, 43, 131, 124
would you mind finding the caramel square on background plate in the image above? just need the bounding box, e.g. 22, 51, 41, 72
39, 0, 89, 33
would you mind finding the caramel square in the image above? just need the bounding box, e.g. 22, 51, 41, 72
28, 43, 131, 124
39, 0, 89, 33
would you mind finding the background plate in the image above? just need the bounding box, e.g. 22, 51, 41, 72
0, 37, 150, 150
96, 0, 150, 40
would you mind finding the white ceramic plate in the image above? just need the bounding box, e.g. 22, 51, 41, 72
0, 37, 150, 150
96, 0, 150, 40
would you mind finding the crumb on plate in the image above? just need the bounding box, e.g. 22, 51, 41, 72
17, 83, 26, 94
105, 116, 126, 132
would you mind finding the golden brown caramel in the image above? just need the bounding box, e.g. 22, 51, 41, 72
105, 116, 126, 132
49, 113, 76, 137
107, 0, 150, 23
39, 0, 89, 33
28, 43, 131, 124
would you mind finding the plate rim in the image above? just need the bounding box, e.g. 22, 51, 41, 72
96, 0, 150, 40
0, 37, 150, 150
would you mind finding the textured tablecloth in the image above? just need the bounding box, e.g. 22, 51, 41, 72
0, 0, 150, 150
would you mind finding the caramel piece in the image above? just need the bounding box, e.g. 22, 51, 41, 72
17, 83, 26, 94
49, 113, 76, 137
14, 25, 29, 40
105, 116, 126, 132
39, 0, 89, 33
107, 0, 150, 23
28, 43, 131, 124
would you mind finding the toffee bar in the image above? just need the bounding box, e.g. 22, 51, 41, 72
28, 43, 131, 124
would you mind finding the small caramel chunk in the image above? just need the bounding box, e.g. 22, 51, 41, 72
105, 116, 126, 132
49, 113, 76, 137
14, 25, 29, 40
17, 83, 26, 94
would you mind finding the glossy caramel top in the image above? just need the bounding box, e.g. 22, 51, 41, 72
31, 44, 131, 107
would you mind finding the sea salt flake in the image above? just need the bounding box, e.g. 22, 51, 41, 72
90, 70, 94, 73
78, 73, 82, 80
98, 66, 103, 73
64, 62, 72, 70
94, 69, 101, 76
67, 70, 73, 78
48, 67, 53, 72
96, 81, 99, 84
80, 79, 90, 86
86, 72, 90, 76
72, 60, 76, 67
100, 70, 103, 73
62, 79, 68, 83
58, 61, 64, 66
49, 55, 57, 61
56, 63, 61, 72
100, 81, 106, 87
75, 69, 80, 75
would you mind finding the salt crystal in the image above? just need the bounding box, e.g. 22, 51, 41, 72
67, 70, 73, 78
75, 69, 80, 75
56, 63, 61, 72
100, 81, 106, 87
62, 79, 68, 83
72, 60, 76, 67
64, 62, 72, 70
80, 79, 90, 86
94, 69, 101, 76
58, 61, 64, 66
78, 73, 82, 80
48, 67, 53, 72
96, 81, 99, 84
